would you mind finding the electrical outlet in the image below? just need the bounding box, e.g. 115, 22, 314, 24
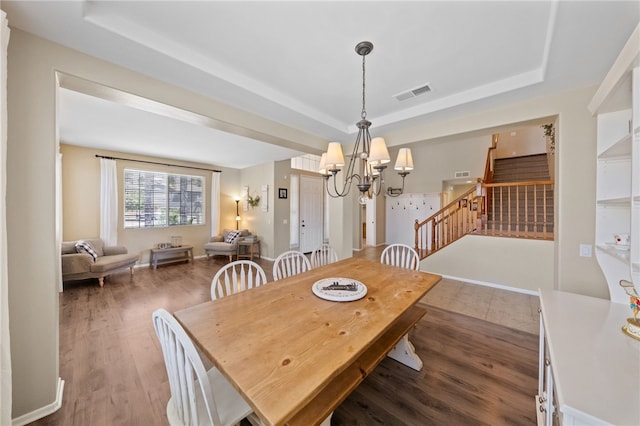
580, 244, 592, 257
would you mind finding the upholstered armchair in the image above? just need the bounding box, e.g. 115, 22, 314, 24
204, 229, 252, 262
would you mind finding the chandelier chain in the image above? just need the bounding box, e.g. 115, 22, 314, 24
361, 53, 366, 120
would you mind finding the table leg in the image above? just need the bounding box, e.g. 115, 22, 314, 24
386, 334, 423, 371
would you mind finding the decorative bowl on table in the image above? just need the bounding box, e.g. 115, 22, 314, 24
312, 277, 367, 302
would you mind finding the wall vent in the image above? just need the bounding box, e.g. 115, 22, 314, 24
393, 83, 432, 101
454, 171, 471, 178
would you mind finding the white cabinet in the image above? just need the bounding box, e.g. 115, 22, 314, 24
538, 289, 640, 426
595, 109, 633, 303
590, 23, 640, 303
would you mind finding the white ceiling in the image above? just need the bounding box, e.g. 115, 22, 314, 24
2, 1, 639, 169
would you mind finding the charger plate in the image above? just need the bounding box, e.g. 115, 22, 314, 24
312, 277, 367, 302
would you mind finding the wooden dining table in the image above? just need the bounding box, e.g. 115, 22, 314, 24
174, 257, 441, 426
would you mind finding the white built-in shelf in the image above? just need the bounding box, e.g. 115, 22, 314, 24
597, 196, 631, 205
597, 244, 631, 263
597, 132, 632, 158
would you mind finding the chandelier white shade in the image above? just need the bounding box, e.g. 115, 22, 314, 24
368, 137, 391, 166
319, 41, 414, 201
394, 148, 414, 173
318, 153, 328, 175
325, 142, 345, 169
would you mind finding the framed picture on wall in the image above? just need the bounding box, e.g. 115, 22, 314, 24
279, 188, 288, 199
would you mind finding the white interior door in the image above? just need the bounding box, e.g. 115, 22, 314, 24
365, 195, 376, 246
299, 175, 323, 253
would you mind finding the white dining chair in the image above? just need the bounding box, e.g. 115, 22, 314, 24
272, 250, 311, 281
152, 308, 258, 426
380, 243, 420, 271
310, 243, 338, 269
379, 244, 423, 371
211, 260, 268, 300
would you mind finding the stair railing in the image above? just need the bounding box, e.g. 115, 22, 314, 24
413, 179, 554, 260
481, 180, 554, 238
413, 134, 555, 260
414, 186, 481, 259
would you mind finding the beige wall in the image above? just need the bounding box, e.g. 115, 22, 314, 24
494, 125, 547, 159
60, 144, 240, 264
238, 162, 276, 259
273, 160, 292, 256
385, 134, 492, 194
7, 28, 60, 420
422, 236, 554, 292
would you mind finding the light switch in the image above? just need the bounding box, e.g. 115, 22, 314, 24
580, 244, 592, 257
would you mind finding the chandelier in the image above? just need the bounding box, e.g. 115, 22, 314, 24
318, 41, 414, 204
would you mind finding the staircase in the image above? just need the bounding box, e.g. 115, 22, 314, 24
415, 149, 555, 260
493, 154, 550, 183
485, 154, 554, 234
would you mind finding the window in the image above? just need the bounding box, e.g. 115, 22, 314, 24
124, 169, 204, 229
291, 153, 322, 173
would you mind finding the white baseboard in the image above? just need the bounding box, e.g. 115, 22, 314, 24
439, 274, 539, 296
12, 378, 64, 426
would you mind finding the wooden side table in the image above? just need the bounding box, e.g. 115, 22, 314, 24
237, 239, 261, 261
150, 245, 194, 269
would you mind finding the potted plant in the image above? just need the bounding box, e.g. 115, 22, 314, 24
542, 123, 555, 156
247, 194, 261, 208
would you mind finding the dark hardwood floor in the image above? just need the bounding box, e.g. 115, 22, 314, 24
29, 250, 538, 426
332, 305, 538, 425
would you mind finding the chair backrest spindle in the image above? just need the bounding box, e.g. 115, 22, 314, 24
310, 243, 338, 268
273, 250, 312, 280
380, 244, 420, 271
211, 260, 268, 300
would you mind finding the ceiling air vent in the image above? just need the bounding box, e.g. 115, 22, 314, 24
393, 83, 432, 102
454, 171, 471, 178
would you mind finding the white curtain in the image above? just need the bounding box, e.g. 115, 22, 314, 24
0, 10, 11, 425
100, 158, 118, 246
211, 171, 220, 236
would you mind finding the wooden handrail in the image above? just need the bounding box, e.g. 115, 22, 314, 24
482, 134, 499, 184
414, 179, 555, 260
414, 186, 480, 258
484, 180, 554, 188
417, 186, 477, 228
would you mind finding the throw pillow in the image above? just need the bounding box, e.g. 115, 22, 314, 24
75, 240, 98, 261
224, 230, 242, 244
